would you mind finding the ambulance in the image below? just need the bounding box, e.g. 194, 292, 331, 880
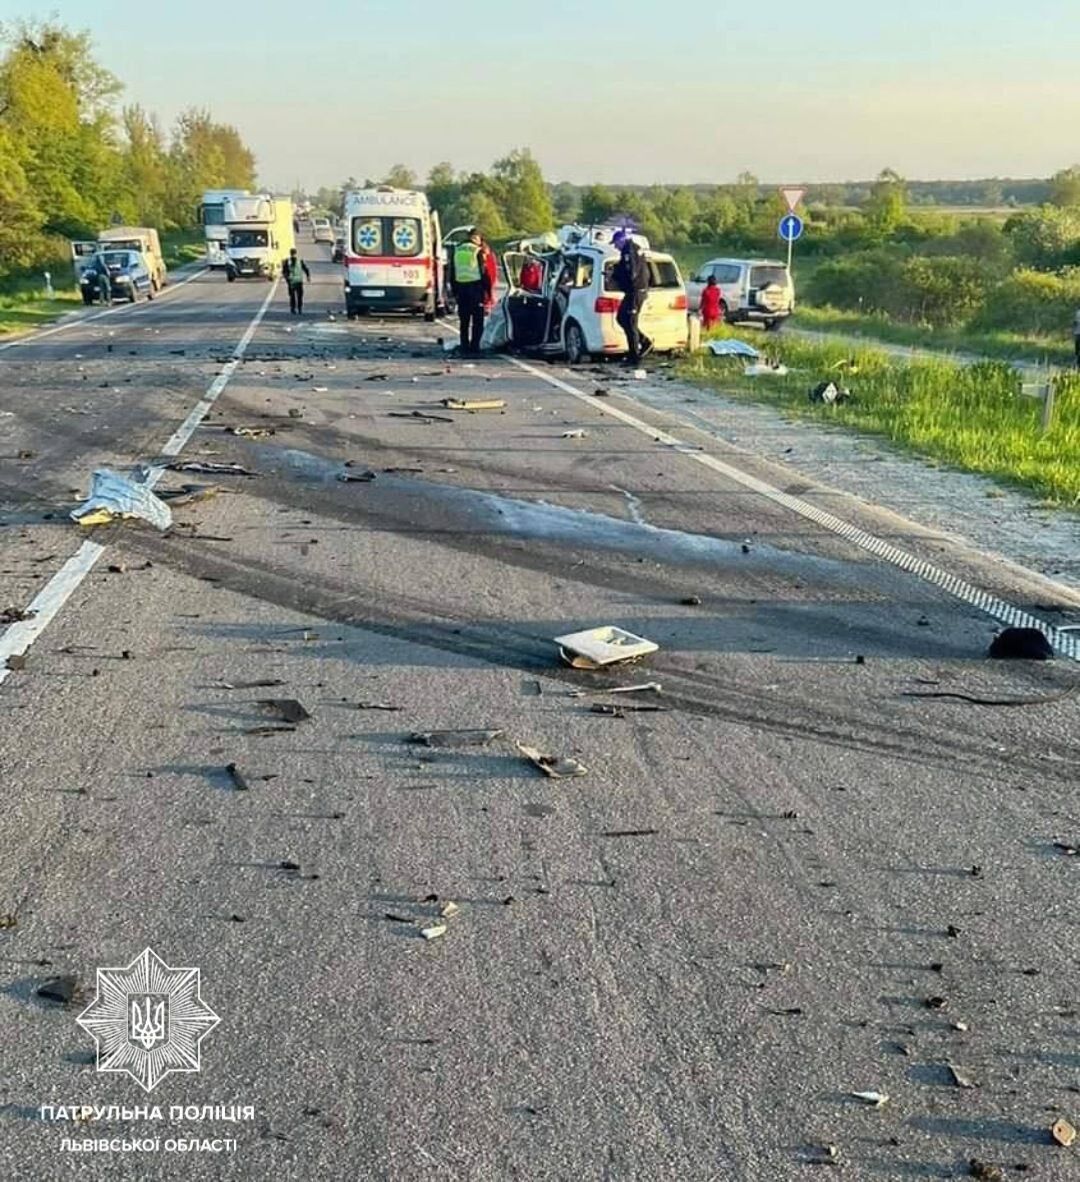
341, 187, 445, 320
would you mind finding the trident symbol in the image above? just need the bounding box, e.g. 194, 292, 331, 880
129, 997, 166, 1050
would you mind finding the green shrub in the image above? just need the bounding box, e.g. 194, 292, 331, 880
973, 267, 1080, 334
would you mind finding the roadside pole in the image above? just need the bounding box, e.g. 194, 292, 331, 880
778, 186, 806, 275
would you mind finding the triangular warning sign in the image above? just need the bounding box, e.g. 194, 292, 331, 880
779, 186, 806, 212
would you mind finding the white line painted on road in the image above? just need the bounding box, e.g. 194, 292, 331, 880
508, 355, 1080, 662
0, 278, 280, 687
0, 267, 210, 353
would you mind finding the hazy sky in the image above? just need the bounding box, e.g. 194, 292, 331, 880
3, 0, 1078, 189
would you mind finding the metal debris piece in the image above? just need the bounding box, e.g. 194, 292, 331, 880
71, 469, 172, 530
607, 682, 663, 695
227, 426, 274, 438
258, 699, 311, 724
225, 763, 250, 791
924, 996, 948, 1010
555, 626, 658, 669
0, 606, 34, 625
387, 410, 455, 423
601, 828, 658, 838
355, 702, 403, 712
243, 725, 296, 736
1051, 1118, 1076, 1147
947, 1062, 977, 1089
590, 703, 625, 717
215, 679, 286, 690
1053, 840, 1079, 855
681, 596, 702, 606
37, 976, 77, 1005
409, 729, 503, 748
850, 1091, 889, 1108
165, 461, 255, 477
441, 398, 505, 411
420, 922, 447, 941
338, 470, 377, 483
516, 743, 587, 779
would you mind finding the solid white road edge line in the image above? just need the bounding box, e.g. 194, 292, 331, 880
506, 354, 1080, 663
0, 278, 280, 687
0, 266, 210, 354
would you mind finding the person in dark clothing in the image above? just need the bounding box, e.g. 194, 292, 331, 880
611, 231, 652, 364
449, 228, 490, 354
282, 248, 311, 315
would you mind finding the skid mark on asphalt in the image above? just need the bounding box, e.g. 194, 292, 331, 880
508, 356, 1080, 663
0, 279, 280, 687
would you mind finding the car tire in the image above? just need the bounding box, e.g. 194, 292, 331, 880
565, 321, 588, 366
82, 291, 92, 306
764, 318, 780, 332
147, 285, 155, 301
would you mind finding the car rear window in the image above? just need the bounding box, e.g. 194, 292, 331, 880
750, 265, 789, 287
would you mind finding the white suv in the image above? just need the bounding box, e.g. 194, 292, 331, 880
500, 243, 688, 363
312, 218, 334, 244
686, 257, 795, 329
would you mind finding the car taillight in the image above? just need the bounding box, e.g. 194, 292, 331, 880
594, 296, 620, 313
670, 293, 688, 310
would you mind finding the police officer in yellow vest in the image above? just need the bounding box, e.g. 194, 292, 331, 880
449, 227, 490, 355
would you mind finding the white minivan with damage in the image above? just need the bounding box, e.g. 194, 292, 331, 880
498, 241, 688, 363
342, 187, 444, 320
685, 257, 795, 329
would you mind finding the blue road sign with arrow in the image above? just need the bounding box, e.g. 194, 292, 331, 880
778, 213, 804, 242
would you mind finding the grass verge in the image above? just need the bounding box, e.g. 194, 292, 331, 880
677, 327, 1080, 506
795, 305, 1074, 369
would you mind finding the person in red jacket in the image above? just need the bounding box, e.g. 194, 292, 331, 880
520, 255, 543, 293
481, 238, 499, 311
699, 274, 723, 330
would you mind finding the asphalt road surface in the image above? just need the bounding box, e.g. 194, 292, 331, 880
1, 239, 1078, 1182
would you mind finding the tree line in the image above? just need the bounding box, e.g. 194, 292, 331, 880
0, 20, 257, 279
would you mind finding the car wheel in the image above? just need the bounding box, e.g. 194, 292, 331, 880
764, 318, 780, 332
147, 285, 155, 300
565, 321, 588, 365
82, 291, 92, 306
226, 272, 236, 283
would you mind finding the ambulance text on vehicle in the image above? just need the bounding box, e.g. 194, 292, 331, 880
342, 187, 444, 320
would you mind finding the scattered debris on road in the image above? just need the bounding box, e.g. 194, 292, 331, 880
258, 699, 311, 724
225, 763, 250, 791
166, 461, 255, 477
420, 922, 447, 941
902, 686, 1074, 706
555, 626, 658, 669
37, 976, 77, 1005
809, 381, 851, 405
441, 398, 506, 411
6, 653, 27, 671
988, 626, 1054, 660
71, 469, 172, 530
388, 410, 454, 423
1051, 1118, 1076, 1147
561, 429, 588, 439
0, 606, 35, 625
947, 1062, 978, 1089
409, 728, 504, 748
214, 679, 286, 690
849, 1091, 889, 1108
338, 470, 377, 483
517, 742, 587, 779
606, 682, 663, 695
967, 1161, 1004, 1181
355, 702, 402, 712
601, 828, 658, 837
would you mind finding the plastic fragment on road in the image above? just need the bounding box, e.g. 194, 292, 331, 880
71, 469, 172, 531
1051, 1118, 1076, 1147
561, 429, 587, 439
165, 461, 255, 477
705, 338, 759, 359
441, 398, 506, 411
850, 1091, 889, 1108
555, 626, 658, 670
947, 1062, 977, 1089
420, 922, 447, 941
258, 699, 311, 725
988, 627, 1054, 661
516, 742, 587, 779
37, 976, 77, 1005
409, 729, 504, 748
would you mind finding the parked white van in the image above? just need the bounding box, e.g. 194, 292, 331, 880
685, 257, 795, 329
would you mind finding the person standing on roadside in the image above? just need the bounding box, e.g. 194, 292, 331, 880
449, 228, 487, 355
1073, 307, 1080, 369
282, 248, 311, 316
611, 230, 652, 365
700, 274, 723, 331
